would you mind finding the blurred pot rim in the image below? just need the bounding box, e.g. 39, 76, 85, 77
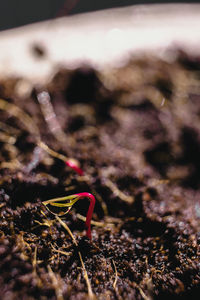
0, 3, 200, 83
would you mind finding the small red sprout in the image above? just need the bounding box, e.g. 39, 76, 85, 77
42, 192, 95, 240
65, 159, 84, 176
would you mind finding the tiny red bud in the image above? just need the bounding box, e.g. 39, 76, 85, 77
65, 159, 84, 176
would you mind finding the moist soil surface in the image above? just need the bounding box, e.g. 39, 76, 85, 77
0, 52, 200, 300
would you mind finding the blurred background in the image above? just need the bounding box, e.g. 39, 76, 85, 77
0, 0, 199, 31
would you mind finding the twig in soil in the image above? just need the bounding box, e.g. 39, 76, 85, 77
32, 246, 42, 287
135, 284, 151, 300
33, 210, 55, 234
0, 120, 21, 136
78, 252, 96, 300
0, 98, 83, 175
43, 193, 96, 240
112, 259, 118, 290
47, 265, 64, 300
0, 159, 21, 170
104, 178, 134, 204
56, 216, 95, 300
36, 90, 68, 145
41, 210, 55, 227
36, 90, 77, 152
132, 276, 153, 300
34, 219, 54, 228
23, 146, 42, 173
111, 259, 123, 300
0, 131, 16, 144
0, 139, 21, 169
91, 187, 108, 216
0, 98, 40, 136
32, 246, 37, 272
36, 173, 58, 184
16, 233, 32, 261
50, 243, 72, 257
56, 216, 78, 246
76, 213, 114, 229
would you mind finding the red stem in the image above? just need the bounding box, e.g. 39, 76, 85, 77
65, 160, 84, 176
75, 192, 96, 240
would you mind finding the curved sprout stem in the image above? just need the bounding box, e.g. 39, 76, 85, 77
74, 193, 96, 240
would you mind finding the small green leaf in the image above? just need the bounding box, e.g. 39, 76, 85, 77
42, 195, 79, 216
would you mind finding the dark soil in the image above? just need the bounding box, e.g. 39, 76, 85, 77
0, 51, 200, 300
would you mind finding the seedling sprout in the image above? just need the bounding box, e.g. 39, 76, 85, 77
42, 192, 96, 240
